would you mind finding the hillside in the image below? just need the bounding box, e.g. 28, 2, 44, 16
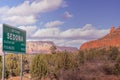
80, 26, 120, 50
27, 41, 54, 54
56, 46, 78, 53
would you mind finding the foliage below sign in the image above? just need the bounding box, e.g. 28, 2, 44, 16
2, 24, 26, 53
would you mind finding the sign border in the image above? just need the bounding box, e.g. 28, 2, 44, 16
2, 24, 26, 54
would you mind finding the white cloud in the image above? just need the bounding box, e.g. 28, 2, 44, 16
0, 0, 66, 25
2, 15, 36, 25
58, 39, 88, 48
51, 39, 87, 48
0, 24, 2, 38
45, 20, 64, 28
19, 25, 37, 37
32, 24, 109, 47
63, 11, 73, 19
82, 24, 94, 30
32, 24, 109, 39
33, 28, 60, 38
60, 24, 109, 39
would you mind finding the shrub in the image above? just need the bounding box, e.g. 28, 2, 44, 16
6, 54, 19, 77
85, 49, 97, 61
77, 50, 85, 65
56, 51, 72, 70
58, 69, 81, 80
30, 55, 49, 80
45, 54, 57, 74
102, 63, 113, 75
108, 47, 119, 60
12, 67, 20, 76
113, 56, 120, 75
50, 45, 56, 54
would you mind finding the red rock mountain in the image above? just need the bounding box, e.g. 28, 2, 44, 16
80, 26, 120, 50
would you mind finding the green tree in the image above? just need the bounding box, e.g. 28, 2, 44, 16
6, 54, 20, 76
30, 55, 49, 80
113, 56, 120, 75
56, 51, 72, 70
108, 47, 119, 60
77, 50, 85, 65
50, 45, 56, 54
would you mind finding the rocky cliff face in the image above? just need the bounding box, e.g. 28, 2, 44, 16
27, 41, 55, 54
0, 41, 55, 54
27, 41, 78, 54
80, 26, 120, 50
0, 41, 78, 54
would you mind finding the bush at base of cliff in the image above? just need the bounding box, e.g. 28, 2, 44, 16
108, 47, 119, 60
84, 49, 98, 62
30, 55, 49, 80
77, 50, 85, 65
56, 51, 74, 70
58, 69, 81, 80
12, 67, 20, 76
102, 63, 113, 75
113, 56, 120, 75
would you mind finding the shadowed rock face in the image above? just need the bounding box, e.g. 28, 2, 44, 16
80, 26, 120, 50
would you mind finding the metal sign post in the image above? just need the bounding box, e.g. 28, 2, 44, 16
20, 54, 23, 80
2, 52, 5, 80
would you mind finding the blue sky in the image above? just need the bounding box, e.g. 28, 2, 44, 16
0, 0, 120, 48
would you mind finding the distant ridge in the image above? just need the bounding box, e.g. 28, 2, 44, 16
56, 46, 78, 53
80, 26, 120, 50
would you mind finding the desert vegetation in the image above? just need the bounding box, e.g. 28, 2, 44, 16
0, 47, 120, 80
30, 47, 120, 80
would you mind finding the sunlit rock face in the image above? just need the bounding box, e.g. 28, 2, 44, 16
27, 41, 78, 54
27, 41, 54, 54
80, 26, 120, 50
0, 41, 54, 54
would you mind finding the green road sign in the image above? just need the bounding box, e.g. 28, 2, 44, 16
2, 24, 26, 53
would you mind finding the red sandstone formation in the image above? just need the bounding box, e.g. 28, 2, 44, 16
80, 26, 120, 50
110, 26, 115, 33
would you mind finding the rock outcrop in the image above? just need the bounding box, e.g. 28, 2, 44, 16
110, 26, 115, 33
27, 41, 55, 54
80, 26, 120, 50
0, 41, 78, 54
27, 41, 78, 54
